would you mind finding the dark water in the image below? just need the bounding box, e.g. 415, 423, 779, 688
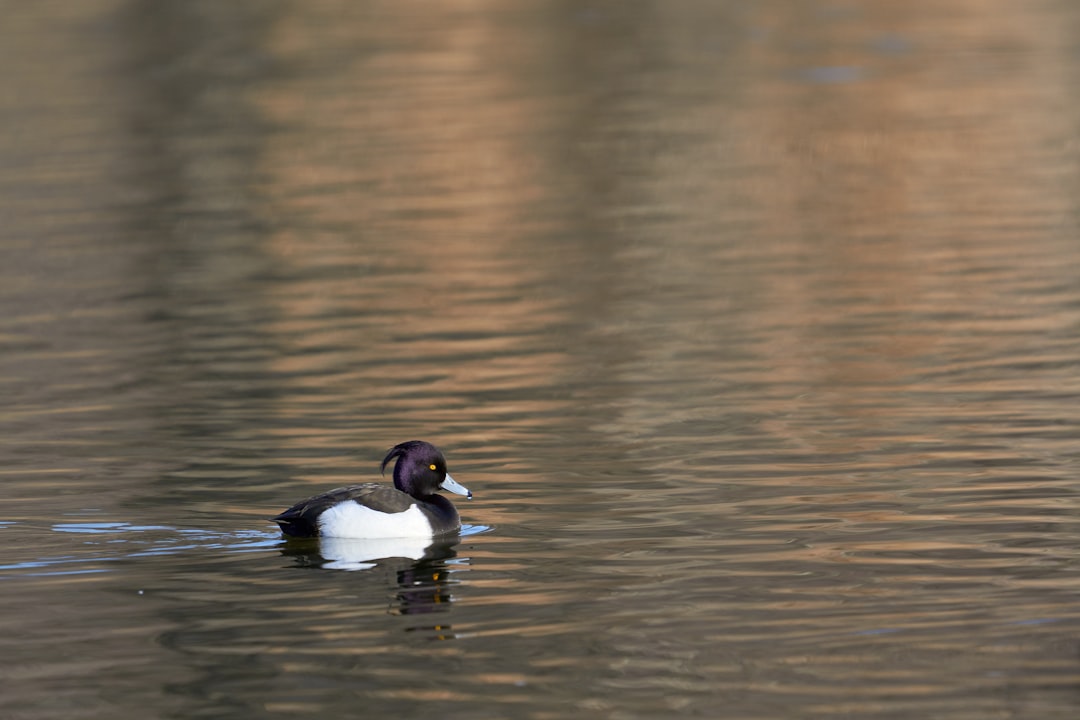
4, 2, 1080, 718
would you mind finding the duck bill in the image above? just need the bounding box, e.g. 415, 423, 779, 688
440, 473, 472, 499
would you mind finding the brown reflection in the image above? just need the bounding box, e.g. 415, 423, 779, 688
241, 3, 666, 491
247, 3, 586, 469
551, 1, 1080, 472
750, 1, 1076, 436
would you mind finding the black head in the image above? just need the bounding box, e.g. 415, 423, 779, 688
381, 440, 453, 498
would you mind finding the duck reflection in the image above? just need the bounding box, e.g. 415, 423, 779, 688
389, 552, 452, 612
280, 534, 464, 637
394, 557, 458, 641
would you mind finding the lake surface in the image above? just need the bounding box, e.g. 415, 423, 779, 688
4, 1, 1080, 718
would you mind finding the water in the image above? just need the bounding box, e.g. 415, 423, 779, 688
3, 1, 1080, 717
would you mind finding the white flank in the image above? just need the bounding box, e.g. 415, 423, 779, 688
316, 501, 433, 539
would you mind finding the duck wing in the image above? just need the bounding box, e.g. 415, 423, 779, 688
272, 484, 415, 537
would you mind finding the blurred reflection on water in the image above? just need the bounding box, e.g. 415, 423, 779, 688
3, 1, 1080, 718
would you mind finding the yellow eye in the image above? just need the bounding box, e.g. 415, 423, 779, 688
429, 464, 437, 471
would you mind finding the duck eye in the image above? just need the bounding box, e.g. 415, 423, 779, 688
429, 464, 437, 471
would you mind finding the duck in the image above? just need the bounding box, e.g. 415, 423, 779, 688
273, 440, 471, 539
